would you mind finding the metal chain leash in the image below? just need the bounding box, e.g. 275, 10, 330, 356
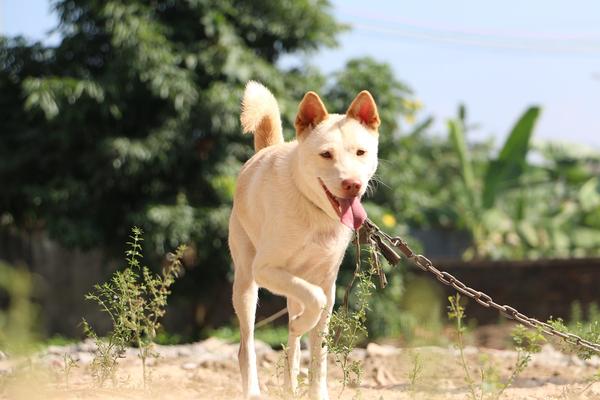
362, 218, 600, 355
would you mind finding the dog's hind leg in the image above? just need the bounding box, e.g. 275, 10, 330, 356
230, 217, 260, 399
284, 298, 302, 394
233, 274, 260, 399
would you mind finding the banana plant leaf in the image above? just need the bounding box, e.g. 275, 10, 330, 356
482, 107, 540, 208
448, 119, 475, 194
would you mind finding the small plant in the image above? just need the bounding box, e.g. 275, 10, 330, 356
325, 239, 378, 393
61, 353, 78, 389
81, 320, 126, 387
83, 227, 185, 387
448, 294, 544, 400
492, 325, 545, 399
447, 294, 478, 400
271, 343, 290, 399
407, 350, 424, 391
547, 302, 600, 360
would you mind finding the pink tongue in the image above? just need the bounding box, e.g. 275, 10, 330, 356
338, 197, 367, 230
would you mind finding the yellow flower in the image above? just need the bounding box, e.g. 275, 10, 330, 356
404, 114, 416, 124
382, 213, 396, 227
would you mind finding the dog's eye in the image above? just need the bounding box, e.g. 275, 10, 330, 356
356, 149, 366, 156
320, 151, 333, 159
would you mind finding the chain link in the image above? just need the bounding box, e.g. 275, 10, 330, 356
362, 219, 600, 356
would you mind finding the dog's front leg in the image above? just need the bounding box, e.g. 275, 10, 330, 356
284, 298, 302, 394
308, 283, 335, 400
254, 264, 326, 336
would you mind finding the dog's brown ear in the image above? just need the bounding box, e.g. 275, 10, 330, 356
346, 91, 380, 131
295, 91, 328, 137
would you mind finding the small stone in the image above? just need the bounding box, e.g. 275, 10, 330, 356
45, 345, 65, 355
75, 352, 94, 364
76, 338, 98, 353
366, 343, 400, 358
261, 351, 279, 364
254, 340, 275, 355
181, 362, 198, 370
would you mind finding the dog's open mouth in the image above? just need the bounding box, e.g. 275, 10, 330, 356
318, 178, 367, 230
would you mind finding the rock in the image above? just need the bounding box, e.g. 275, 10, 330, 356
261, 351, 279, 364
0, 365, 13, 376
45, 345, 67, 355
586, 355, 600, 368
155, 344, 195, 358
198, 337, 229, 351
569, 354, 586, 367
76, 338, 98, 353
181, 362, 198, 370
531, 344, 570, 367
254, 340, 275, 355
349, 348, 367, 360
75, 351, 94, 364
366, 343, 400, 358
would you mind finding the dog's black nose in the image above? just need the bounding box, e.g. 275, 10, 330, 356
341, 178, 362, 197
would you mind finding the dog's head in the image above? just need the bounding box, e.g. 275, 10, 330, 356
294, 90, 380, 230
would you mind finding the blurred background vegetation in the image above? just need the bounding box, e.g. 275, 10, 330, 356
1, 0, 599, 344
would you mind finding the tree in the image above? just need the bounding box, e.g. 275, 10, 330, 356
0, 0, 347, 332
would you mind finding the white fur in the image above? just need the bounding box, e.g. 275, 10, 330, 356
229, 82, 379, 400
241, 81, 283, 151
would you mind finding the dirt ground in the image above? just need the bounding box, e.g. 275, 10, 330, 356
1, 330, 599, 400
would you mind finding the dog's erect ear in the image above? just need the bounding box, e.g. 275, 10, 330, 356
346, 90, 380, 131
295, 91, 328, 137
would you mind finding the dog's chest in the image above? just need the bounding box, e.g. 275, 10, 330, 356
285, 225, 352, 287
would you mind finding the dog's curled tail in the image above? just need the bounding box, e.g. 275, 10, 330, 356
241, 81, 284, 152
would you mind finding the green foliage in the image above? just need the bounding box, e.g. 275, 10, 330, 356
547, 302, 600, 360
0, 0, 372, 336
0, 0, 344, 262
482, 107, 541, 209
448, 119, 476, 195
83, 227, 185, 387
445, 104, 600, 259
0, 262, 38, 356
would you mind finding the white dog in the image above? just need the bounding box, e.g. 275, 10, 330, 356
229, 81, 380, 400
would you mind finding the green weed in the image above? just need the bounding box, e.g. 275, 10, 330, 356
448, 294, 545, 400
548, 302, 600, 360
325, 238, 378, 392
61, 353, 78, 389
83, 227, 185, 387
407, 349, 424, 391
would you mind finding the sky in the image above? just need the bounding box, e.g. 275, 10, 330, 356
2, 0, 600, 148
